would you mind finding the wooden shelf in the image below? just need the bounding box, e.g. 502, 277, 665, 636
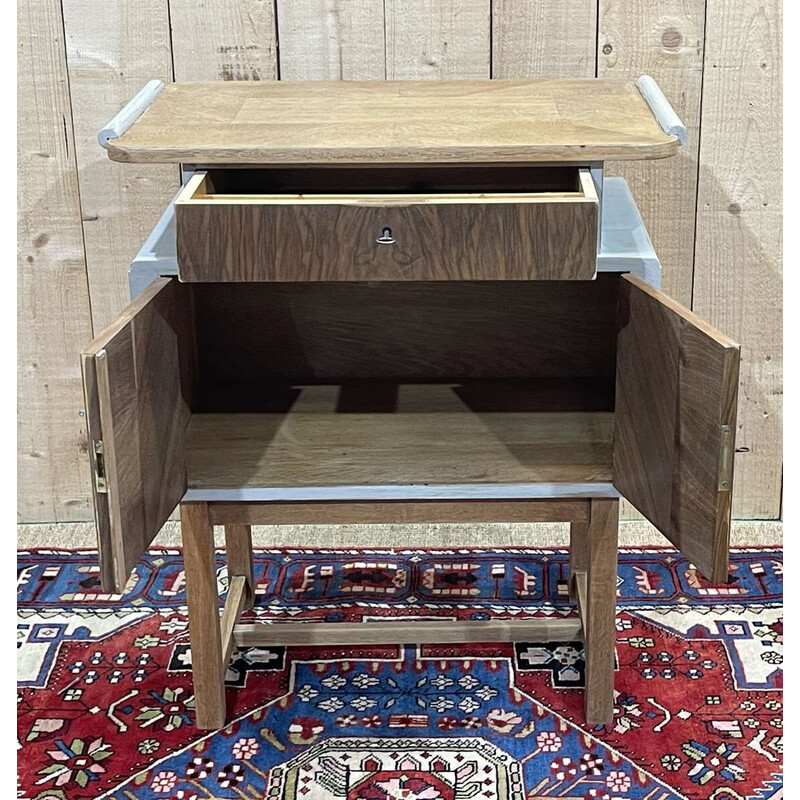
184, 384, 614, 501
106, 79, 677, 165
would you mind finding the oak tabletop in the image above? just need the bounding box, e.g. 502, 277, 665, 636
106, 79, 678, 165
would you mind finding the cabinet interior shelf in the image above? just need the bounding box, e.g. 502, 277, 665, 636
184, 382, 614, 500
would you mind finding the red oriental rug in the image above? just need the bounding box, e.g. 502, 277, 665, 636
17, 546, 782, 799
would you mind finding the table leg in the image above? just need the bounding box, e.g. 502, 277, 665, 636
225, 524, 254, 609
583, 498, 619, 725
569, 521, 588, 602
182, 502, 226, 729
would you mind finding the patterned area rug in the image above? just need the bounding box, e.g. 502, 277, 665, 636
17, 546, 782, 799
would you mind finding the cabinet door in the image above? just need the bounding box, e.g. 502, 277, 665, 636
81, 278, 194, 593
614, 274, 739, 582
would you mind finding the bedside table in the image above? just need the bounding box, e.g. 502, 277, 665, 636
82, 78, 739, 729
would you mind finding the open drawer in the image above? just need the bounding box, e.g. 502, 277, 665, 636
82, 274, 738, 593
174, 166, 599, 282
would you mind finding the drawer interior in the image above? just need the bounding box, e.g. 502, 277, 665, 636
178, 276, 619, 495
183, 165, 593, 201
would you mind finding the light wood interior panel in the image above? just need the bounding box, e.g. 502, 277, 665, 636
186, 384, 614, 495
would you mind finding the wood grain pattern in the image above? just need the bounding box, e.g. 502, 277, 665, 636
598, 0, 705, 307
613, 274, 739, 582
277, 0, 385, 80
105, 79, 678, 164
82, 278, 192, 591
175, 169, 598, 282
220, 575, 247, 667
190, 280, 619, 400
208, 500, 591, 526
568, 521, 589, 602
385, 0, 490, 80
574, 570, 587, 632
61, 0, 178, 330
18, 0, 95, 523
185, 385, 615, 493
584, 498, 619, 724
492, 0, 596, 79
233, 618, 583, 647
170, 0, 277, 82
181, 502, 226, 730
224, 524, 254, 609
693, 0, 782, 519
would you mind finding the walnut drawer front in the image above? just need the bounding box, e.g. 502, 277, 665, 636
174, 166, 599, 282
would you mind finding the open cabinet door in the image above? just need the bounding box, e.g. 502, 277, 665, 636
614, 274, 740, 583
82, 278, 194, 593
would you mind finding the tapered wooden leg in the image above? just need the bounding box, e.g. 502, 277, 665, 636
569, 521, 588, 602
182, 502, 226, 729
584, 498, 619, 725
225, 524, 254, 609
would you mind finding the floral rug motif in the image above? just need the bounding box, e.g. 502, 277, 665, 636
17, 546, 783, 799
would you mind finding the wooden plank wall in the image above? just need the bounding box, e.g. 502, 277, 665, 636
17, 0, 782, 522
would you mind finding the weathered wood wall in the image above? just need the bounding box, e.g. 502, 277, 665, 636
17, 0, 782, 522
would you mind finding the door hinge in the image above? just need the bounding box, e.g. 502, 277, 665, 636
93, 439, 108, 494
718, 424, 734, 491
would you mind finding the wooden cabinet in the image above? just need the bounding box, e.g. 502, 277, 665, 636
85, 77, 739, 728
83, 272, 737, 592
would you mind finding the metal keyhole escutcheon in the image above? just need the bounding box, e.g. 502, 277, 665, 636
376, 226, 395, 245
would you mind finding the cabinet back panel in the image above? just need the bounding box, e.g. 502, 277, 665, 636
190, 276, 618, 411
